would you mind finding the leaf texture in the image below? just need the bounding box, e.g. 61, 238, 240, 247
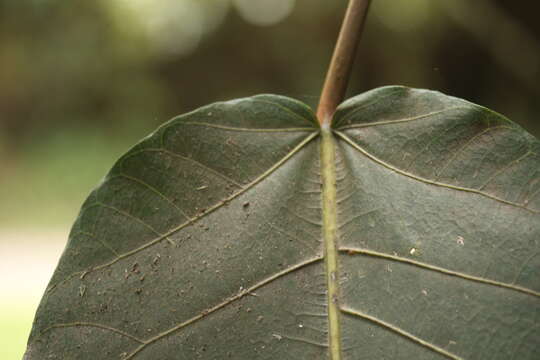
25, 87, 539, 359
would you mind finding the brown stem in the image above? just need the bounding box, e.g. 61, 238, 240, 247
316, 0, 372, 127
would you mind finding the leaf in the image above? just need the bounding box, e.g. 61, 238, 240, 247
25, 87, 539, 360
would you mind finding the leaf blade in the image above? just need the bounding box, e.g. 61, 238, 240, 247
25, 88, 540, 360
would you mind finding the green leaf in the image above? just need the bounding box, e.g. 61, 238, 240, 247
25, 87, 539, 360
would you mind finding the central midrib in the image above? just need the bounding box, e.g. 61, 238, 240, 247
320, 126, 342, 360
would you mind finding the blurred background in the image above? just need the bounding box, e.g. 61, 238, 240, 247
0, 0, 538, 358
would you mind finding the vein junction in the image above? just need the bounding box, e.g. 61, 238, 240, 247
320, 127, 342, 360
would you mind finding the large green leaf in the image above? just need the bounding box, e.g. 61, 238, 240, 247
25, 87, 539, 359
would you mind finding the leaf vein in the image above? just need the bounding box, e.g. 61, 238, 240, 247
143, 148, 244, 187
434, 125, 518, 181
115, 173, 190, 220
336, 87, 404, 126
46, 132, 320, 294
340, 247, 540, 297
267, 222, 320, 252
124, 256, 324, 359
340, 307, 463, 360
251, 99, 315, 124
336, 107, 468, 131
40, 322, 145, 344
478, 151, 536, 191
280, 334, 329, 348
181, 122, 316, 132
335, 131, 539, 214
93, 202, 167, 238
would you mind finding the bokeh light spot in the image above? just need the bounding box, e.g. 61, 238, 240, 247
233, 0, 296, 26
111, 0, 230, 57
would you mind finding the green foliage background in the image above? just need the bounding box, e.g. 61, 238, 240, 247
0, 1, 538, 359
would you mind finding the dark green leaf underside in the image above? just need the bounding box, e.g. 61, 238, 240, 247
25, 87, 539, 360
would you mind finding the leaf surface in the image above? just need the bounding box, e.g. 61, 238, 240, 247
25, 87, 539, 360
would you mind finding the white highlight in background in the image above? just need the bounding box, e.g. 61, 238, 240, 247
233, 0, 296, 26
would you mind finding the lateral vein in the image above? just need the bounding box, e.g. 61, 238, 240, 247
336, 106, 468, 131
40, 322, 145, 344
340, 247, 540, 297
124, 257, 324, 359
341, 307, 463, 360
46, 132, 320, 294
335, 130, 539, 214
182, 122, 316, 132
